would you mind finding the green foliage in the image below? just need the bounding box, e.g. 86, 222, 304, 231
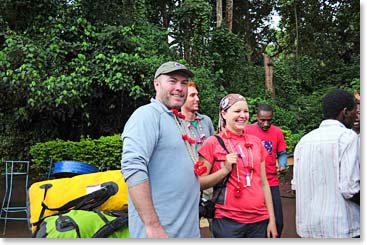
29, 135, 122, 179
192, 67, 227, 129
1, 5, 172, 151
281, 127, 305, 156
208, 27, 248, 90
171, 0, 212, 66
0, 0, 360, 165
232, 0, 277, 63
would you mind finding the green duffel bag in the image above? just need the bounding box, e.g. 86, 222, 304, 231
33, 209, 129, 238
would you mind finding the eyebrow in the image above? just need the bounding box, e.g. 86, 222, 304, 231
167, 75, 189, 82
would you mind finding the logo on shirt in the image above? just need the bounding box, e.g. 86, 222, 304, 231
262, 141, 273, 155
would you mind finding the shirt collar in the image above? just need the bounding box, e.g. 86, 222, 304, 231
151, 98, 174, 115
194, 112, 202, 121
319, 119, 346, 129
221, 128, 246, 140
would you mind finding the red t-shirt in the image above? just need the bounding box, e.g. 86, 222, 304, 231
245, 123, 287, 186
198, 129, 269, 224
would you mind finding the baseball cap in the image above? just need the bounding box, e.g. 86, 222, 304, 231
154, 61, 194, 79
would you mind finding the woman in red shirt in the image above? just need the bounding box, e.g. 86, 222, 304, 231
197, 94, 277, 238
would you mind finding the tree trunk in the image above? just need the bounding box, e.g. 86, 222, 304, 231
226, 0, 233, 32
217, 0, 222, 28
294, 2, 299, 81
263, 54, 275, 98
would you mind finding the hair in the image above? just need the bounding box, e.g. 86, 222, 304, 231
322, 89, 355, 119
257, 104, 273, 114
188, 81, 196, 88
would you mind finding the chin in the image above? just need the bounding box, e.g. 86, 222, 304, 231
171, 100, 184, 107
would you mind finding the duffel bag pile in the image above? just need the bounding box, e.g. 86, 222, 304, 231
28, 169, 129, 238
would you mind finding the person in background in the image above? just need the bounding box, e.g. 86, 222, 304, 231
292, 88, 360, 238
197, 93, 278, 238
121, 61, 200, 238
245, 104, 287, 237
352, 90, 360, 135
352, 90, 360, 165
180, 81, 215, 232
181, 81, 215, 153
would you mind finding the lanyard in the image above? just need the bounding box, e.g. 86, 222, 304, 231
226, 138, 254, 187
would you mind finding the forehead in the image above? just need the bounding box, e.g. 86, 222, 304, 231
188, 86, 198, 94
229, 100, 248, 109
257, 110, 273, 118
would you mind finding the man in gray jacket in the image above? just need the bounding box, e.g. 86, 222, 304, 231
121, 61, 200, 238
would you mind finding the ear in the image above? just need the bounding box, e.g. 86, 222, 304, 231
339, 107, 350, 120
342, 107, 348, 116
221, 110, 226, 120
153, 79, 159, 89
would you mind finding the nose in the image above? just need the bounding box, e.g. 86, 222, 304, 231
175, 82, 185, 91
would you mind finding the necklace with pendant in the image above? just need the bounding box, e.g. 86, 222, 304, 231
187, 116, 206, 145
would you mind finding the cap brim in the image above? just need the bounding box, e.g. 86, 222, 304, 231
168, 69, 194, 78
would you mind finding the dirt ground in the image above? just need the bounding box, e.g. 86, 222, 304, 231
0, 167, 299, 238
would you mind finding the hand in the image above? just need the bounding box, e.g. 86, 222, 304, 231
267, 220, 278, 238
278, 166, 286, 172
224, 153, 238, 173
146, 223, 169, 238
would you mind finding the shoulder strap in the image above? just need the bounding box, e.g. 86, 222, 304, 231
92, 210, 128, 238
46, 182, 118, 212
39, 182, 117, 215
212, 134, 231, 188
213, 135, 229, 154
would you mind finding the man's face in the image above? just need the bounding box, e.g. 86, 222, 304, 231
350, 103, 360, 133
182, 86, 199, 113
342, 105, 357, 129
154, 73, 188, 109
353, 103, 360, 134
256, 110, 273, 131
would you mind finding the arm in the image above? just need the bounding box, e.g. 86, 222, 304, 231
128, 181, 168, 238
339, 132, 360, 201
260, 160, 278, 238
277, 128, 288, 172
199, 153, 237, 190
277, 150, 287, 172
122, 106, 167, 237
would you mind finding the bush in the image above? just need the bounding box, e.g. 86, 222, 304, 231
29, 134, 122, 179
281, 127, 305, 156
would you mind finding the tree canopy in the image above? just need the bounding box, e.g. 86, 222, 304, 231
0, 0, 360, 159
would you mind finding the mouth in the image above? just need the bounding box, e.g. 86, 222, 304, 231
172, 93, 184, 99
236, 120, 247, 126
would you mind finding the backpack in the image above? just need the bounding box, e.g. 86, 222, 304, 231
34, 209, 129, 238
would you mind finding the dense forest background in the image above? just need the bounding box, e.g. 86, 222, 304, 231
0, 0, 360, 160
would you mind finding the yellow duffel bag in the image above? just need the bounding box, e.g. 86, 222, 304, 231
28, 170, 128, 233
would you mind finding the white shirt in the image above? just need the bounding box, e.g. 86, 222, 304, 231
291, 119, 360, 238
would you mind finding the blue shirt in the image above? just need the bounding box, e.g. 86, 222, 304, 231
121, 98, 200, 238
